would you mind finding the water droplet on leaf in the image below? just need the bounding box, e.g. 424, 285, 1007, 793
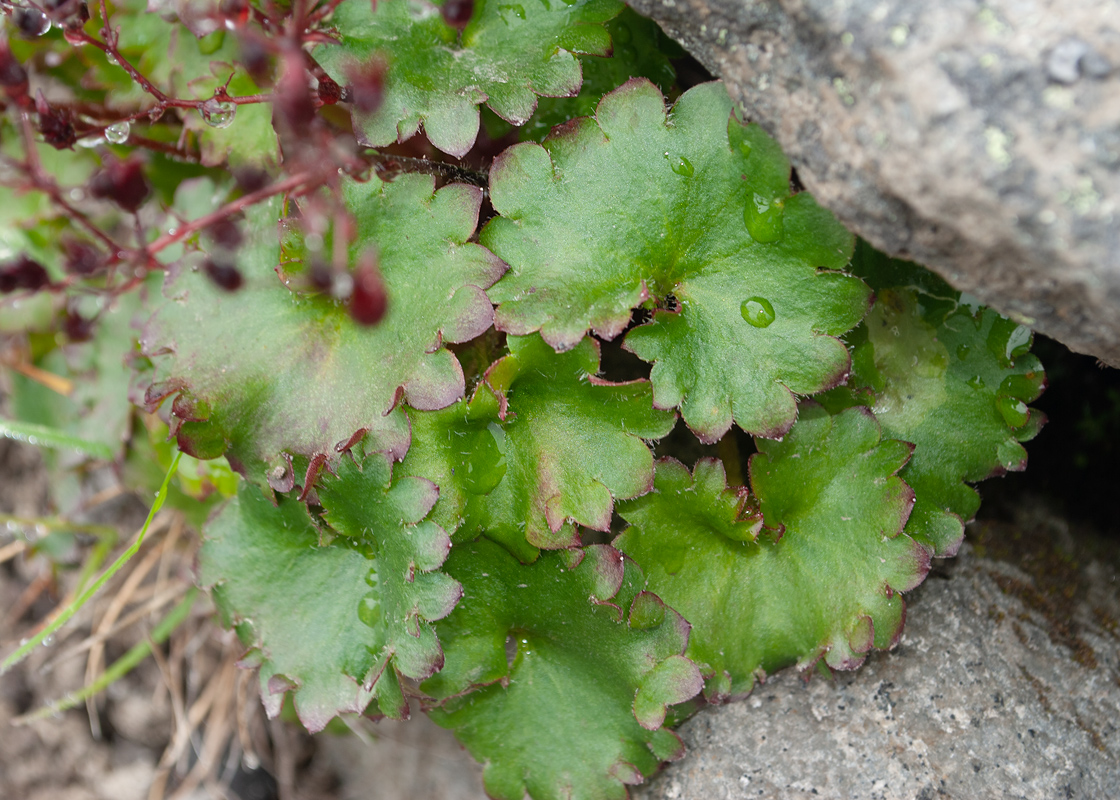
995, 395, 1029, 428
744, 193, 784, 243
956, 343, 970, 361
457, 423, 507, 494
664, 153, 694, 177
104, 121, 130, 144
1004, 325, 1032, 361
357, 593, 381, 627
741, 296, 776, 328
966, 375, 985, 390
15, 8, 51, 37
199, 98, 236, 128
498, 3, 525, 22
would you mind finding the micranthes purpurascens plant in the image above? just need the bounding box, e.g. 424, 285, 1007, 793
0, 1, 1046, 797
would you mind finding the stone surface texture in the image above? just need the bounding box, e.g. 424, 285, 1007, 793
633, 520, 1120, 800
630, 0, 1120, 365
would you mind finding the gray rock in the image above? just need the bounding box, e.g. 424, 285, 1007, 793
634, 522, 1120, 799
630, 0, 1120, 366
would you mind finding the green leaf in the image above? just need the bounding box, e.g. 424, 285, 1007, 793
482, 80, 868, 441
520, 7, 683, 142
402, 334, 676, 561
819, 253, 1046, 556
616, 405, 929, 700
141, 174, 504, 485
199, 483, 382, 732
319, 0, 624, 157
316, 448, 462, 717
425, 538, 702, 800
397, 399, 497, 540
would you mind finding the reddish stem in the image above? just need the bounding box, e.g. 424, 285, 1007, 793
142, 169, 331, 258
14, 112, 125, 255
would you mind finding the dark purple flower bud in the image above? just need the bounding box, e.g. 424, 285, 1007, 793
0, 255, 51, 294
345, 60, 385, 114
348, 251, 388, 325
206, 217, 243, 250
88, 156, 150, 213
203, 258, 243, 291
308, 259, 333, 291
441, 0, 474, 28
239, 36, 273, 84
64, 310, 94, 342
317, 75, 341, 105
35, 90, 77, 149
0, 42, 29, 102
234, 167, 270, 194
43, 0, 89, 25
62, 239, 103, 275
219, 0, 249, 26
274, 56, 316, 139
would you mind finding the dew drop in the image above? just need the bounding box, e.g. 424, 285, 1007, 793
741, 296, 776, 328
664, 153, 694, 177
457, 423, 507, 495
744, 193, 785, 243
995, 395, 1029, 428
15, 8, 52, 37
357, 593, 381, 627
41, 634, 55, 648
966, 375, 986, 390
498, 3, 525, 22
105, 52, 120, 67
199, 98, 236, 129
956, 343, 971, 361
1004, 324, 1032, 361
104, 121, 130, 144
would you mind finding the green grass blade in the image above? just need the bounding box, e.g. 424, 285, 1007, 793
13, 587, 199, 723
0, 417, 116, 461
0, 451, 184, 675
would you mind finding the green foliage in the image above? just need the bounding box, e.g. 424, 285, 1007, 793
482, 80, 867, 440
321, 0, 624, 156
519, 6, 683, 142
318, 449, 462, 717
201, 482, 384, 731
402, 333, 675, 561
0, 5, 1049, 798
617, 406, 927, 699
142, 176, 503, 485
425, 539, 700, 800
820, 243, 1046, 556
